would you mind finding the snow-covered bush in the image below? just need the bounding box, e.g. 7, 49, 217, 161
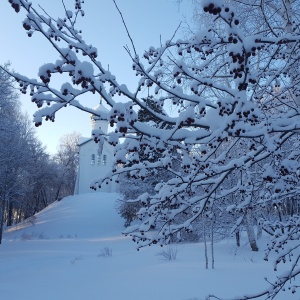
156, 246, 178, 261
97, 247, 112, 257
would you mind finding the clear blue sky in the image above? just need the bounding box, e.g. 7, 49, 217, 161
0, 0, 193, 154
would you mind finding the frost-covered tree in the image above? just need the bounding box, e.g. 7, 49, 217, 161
117, 96, 176, 227
2, 0, 300, 298
0, 66, 48, 241
19, 133, 57, 220
0, 65, 25, 242
53, 132, 80, 199
0, 65, 62, 242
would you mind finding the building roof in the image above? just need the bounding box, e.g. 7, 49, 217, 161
93, 99, 109, 114
77, 137, 93, 147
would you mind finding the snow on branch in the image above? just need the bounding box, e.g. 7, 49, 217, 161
2, 0, 300, 298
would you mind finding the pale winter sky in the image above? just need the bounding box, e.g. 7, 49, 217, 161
0, 0, 193, 154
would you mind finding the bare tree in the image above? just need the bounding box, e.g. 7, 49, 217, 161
53, 132, 80, 199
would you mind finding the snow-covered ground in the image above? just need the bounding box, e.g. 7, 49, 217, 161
0, 193, 297, 300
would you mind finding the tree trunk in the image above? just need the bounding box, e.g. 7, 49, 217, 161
245, 211, 258, 251
256, 220, 262, 240
6, 201, 13, 227
16, 208, 22, 223
0, 199, 6, 244
55, 184, 62, 201
211, 220, 214, 269
203, 221, 208, 269
235, 231, 240, 247
41, 189, 48, 208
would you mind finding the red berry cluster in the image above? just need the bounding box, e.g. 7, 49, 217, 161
8, 0, 20, 13
203, 3, 221, 15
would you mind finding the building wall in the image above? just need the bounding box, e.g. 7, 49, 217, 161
75, 139, 117, 194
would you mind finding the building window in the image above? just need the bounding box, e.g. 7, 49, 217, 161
91, 154, 95, 165
102, 154, 107, 166
97, 148, 102, 165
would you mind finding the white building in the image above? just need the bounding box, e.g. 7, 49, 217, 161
74, 102, 117, 194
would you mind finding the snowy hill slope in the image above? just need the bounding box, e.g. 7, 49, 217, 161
5, 193, 124, 240
0, 193, 297, 300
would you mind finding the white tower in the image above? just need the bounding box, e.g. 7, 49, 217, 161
74, 100, 116, 194
91, 99, 109, 134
